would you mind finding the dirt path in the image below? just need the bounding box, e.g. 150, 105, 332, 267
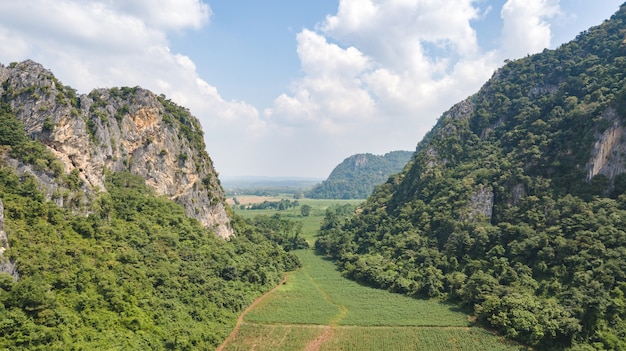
217, 264, 348, 351
302, 269, 349, 351
216, 274, 288, 351
304, 326, 332, 351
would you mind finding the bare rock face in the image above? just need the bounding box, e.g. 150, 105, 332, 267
587, 108, 626, 185
0, 198, 7, 254
0, 198, 18, 280
0, 60, 233, 238
467, 185, 494, 220
352, 154, 369, 169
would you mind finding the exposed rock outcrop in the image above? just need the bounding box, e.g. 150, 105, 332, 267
467, 185, 494, 220
587, 108, 626, 185
0, 198, 18, 281
0, 60, 233, 238
0, 198, 7, 254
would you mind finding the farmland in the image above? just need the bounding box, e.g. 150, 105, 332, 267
232, 196, 363, 244
219, 198, 527, 351
245, 250, 470, 327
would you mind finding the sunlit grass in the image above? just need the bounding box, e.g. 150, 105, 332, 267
224, 324, 526, 351
248, 250, 470, 327
244, 258, 342, 325
321, 326, 526, 351
222, 323, 327, 351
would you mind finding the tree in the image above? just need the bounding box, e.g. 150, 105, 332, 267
301, 204, 312, 217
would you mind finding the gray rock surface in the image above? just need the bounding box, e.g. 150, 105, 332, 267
0, 60, 233, 238
0, 198, 18, 281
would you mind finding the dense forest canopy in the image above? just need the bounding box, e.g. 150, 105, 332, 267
0, 88, 302, 349
317, 4, 626, 350
307, 151, 413, 199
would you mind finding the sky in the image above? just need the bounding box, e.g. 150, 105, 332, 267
0, 0, 624, 178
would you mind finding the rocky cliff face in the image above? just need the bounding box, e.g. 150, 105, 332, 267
587, 108, 626, 184
0, 198, 17, 280
0, 60, 233, 238
0, 199, 7, 256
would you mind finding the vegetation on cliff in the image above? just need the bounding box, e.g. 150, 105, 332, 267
316, 5, 626, 350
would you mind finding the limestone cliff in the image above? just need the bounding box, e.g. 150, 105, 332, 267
0, 198, 17, 280
0, 199, 5, 253
587, 108, 626, 185
0, 60, 233, 238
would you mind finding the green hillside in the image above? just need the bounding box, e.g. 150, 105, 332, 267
0, 98, 299, 349
316, 5, 626, 350
307, 151, 413, 199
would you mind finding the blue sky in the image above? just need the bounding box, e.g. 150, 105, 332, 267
170, 1, 339, 109
0, 1, 623, 178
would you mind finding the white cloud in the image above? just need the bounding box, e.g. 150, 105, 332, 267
265, 0, 496, 160
298, 29, 371, 79
113, 0, 211, 30
323, 0, 481, 62
0, 0, 264, 174
265, 29, 376, 133
0, 1, 165, 55
500, 0, 561, 58
0, 0, 599, 177
0, 27, 29, 59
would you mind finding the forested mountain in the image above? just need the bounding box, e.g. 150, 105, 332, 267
0, 61, 300, 349
317, 5, 626, 350
307, 151, 413, 199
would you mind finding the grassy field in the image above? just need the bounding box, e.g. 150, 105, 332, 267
319, 326, 524, 351
246, 250, 470, 327
223, 323, 327, 351
220, 198, 528, 351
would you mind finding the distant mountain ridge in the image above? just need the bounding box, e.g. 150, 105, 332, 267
306, 150, 413, 199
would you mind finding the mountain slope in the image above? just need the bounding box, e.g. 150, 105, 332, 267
317, 5, 626, 350
0, 60, 231, 238
307, 151, 413, 199
0, 61, 301, 349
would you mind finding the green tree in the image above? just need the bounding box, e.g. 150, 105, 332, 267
300, 204, 312, 217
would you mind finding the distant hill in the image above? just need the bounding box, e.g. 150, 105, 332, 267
317, 5, 626, 350
306, 151, 413, 199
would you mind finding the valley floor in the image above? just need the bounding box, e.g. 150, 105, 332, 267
219, 198, 527, 351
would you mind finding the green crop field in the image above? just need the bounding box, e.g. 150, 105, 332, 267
244, 254, 342, 325
320, 326, 524, 351
247, 250, 470, 327
220, 199, 528, 351
223, 323, 327, 351
223, 324, 524, 351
